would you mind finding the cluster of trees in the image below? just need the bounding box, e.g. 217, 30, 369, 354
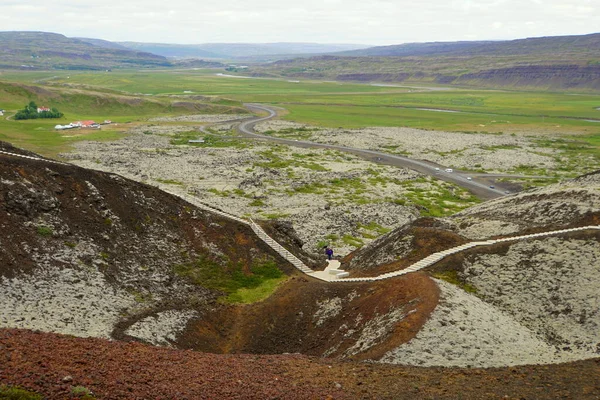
14, 101, 63, 120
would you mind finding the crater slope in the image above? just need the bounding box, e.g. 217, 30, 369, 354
347, 170, 600, 367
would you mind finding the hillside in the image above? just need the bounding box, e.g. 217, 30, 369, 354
2, 329, 600, 400
118, 42, 226, 59
0, 31, 170, 70
0, 140, 299, 339
337, 33, 600, 57
346, 171, 600, 367
1, 141, 600, 397
75, 37, 132, 51
250, 33, 600, 91
1, 144, 600, 397
0, 142, 439, 358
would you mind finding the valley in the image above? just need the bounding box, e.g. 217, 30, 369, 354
1, 61, 600, 399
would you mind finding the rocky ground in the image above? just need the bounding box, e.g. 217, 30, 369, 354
381, 279, 582, 368
3, 108, 600, 398
0, 141, 293, 346
2, 328, 600, 399
256, 119, 600, 178
61, 112, 600, 259
345, 171, 600, 367
444, 169, 600, 238
62, 119, 479, 256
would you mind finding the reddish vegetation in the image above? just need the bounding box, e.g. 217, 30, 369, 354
3, 329, 600, 399
179, 273, 439, 360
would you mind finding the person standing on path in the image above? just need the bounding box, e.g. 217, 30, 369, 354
325, 246, 334, 260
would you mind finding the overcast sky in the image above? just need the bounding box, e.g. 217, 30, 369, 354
0, 0, 597, 45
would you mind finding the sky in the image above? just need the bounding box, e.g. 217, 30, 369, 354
0, 0, 598, 45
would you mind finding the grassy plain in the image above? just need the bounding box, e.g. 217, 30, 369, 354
9, 69, 597, 133
1, 68, 599, 160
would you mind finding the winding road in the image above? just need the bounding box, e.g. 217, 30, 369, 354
236, 104, 515, 200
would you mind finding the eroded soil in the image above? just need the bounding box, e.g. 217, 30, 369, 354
2, 329, 600, 399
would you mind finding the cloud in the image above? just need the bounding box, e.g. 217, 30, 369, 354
0, 0, 597, 44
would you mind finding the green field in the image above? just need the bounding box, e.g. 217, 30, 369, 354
21, 70, 599, 132
1, 69, 599, 156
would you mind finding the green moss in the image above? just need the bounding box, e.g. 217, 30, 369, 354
70, 386, 95, 399
225, 276, 288, 303
432, 270, 478, 294
170, 133, 250, 148
208, 188, 231, 197
357, 221, 391, 235
262, 212, 290, 220
342, 234, 364, 248
254, 148, 330, 171
36, 225, 53, 237
155, 178, 184, 186
249, 199, 265, 207
0, 385, 43, 400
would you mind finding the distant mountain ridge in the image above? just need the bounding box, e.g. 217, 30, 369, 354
118, 42, 370, 59
0, 31, 170, 70
2, 31, 600, 91
252, 32, 600, 92
335, 33, 600, 57
74, 37, 131, 51
335, 41, 496, 57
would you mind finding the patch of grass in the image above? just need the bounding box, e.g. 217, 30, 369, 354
207, 188, 231, 197
0, 385, 43, 400
70, 386, 95, 399
255, 148, 330, 171
263, 126, 320, 140
262, 212, 290, 220
155, 178, 184, 186
225, 276, 288, 303
342, 234, 364, 248
174, 256, 285, 303
480, 144, 522, 151
402, 180, 481, 217
357, 221, 391, 235
36, 225, 53, 237
432, 270, 478, 294
288, 182, 327, 195
249, 199, 265, 207
170, 133, 250, 148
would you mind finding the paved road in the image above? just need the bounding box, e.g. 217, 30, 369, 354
236, 104, 515, 200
